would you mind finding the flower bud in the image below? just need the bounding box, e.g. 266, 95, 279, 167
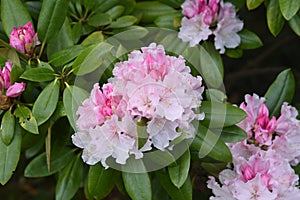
6, 82, 26, 98
9, 22, 40, 56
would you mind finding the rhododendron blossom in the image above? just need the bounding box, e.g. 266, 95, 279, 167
72, 43, 204, 167
178, 0, 243, 53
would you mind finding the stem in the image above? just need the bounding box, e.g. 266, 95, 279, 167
38, 41, 46, 59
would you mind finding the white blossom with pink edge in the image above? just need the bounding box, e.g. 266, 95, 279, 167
72, 43, 204, 168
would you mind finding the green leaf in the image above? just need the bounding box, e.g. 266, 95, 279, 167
199, 101, 247, 128
279, 0, 300, 20
200, 42, 224, 88
158, 0, 184, 8
113, 26, 149, 40
93, 0, 119, 13
0, 48, 21, 67
105, 5, 125, 20
155, 169, 192, 200
49, 45, 85, 67
168, 149, 190, 188
24, 150, 75, 178
227, 0, 246, 9
9, 64, 24, 84
56, 154, 84, 200
73, 42, 113, 76
217, 125, 248, 143
239, 29, 263, 49
1, 0, 32, 36
32, 79, 60, 125
14, 105, 39, 134
118, 0, 136, 14
88, 163, 118, 199
1, 110, 15, 145
246, 0, 264, 10
225, 48, 243, 58
109, 15, 137, 29
154, 11, 182, 29
134, 1, 176, 23
266, 0, 285, 36
87, 13, 112, 27
20, 67, 55, 82
205, 89, 227, 102
288, 12, 300, 36
63, 85, 89, 131
37, 0, 70, 42
191, 124, 232, 162
122, 171, 152, 200
0, 123, 22, 185
264, 68, 295, 117
81, 31, 105, 46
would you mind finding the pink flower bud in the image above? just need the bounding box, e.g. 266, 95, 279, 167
2, 62, 12, 89
6, 82, 26, 98
9, 22, 40, 56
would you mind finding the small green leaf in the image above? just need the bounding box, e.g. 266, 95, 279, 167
225, 48, 243, 58
49, 45, 85, 67
156, 169, 192, 200
246, 0, 264, 10
113, 26, 149, 40
93, 0, 118, 13
118, 0, 136, 14
20, 67, 55, 82
63, 85, 89, 131
10, 64, 24, 84
154, 12, 183, 29
217, 125, 248, 143
0, 123, 22, 185
87, 13, 112, 27
122, 171, 152, 200
81, 31, 105, 46
14, 105, 39, 134
1, 110, 15, 145
199, 101, 247, 128
105, 5, 125, 20
239, 29, 263, 49
24, 150, 75, 178
205, 89, 227, 102
32, 79, 60, 125
168, 149, 190, 188
88, 163, 118, 199
266, 0, 285, 36
109, 15, 137, 29
279, 0, 300, 20
265, 68, 295, 117
56, 155, 84, 200
37, 0, 70, 42
191, 124, 232, 162
1, 0, 32, 36
288, 13, 300, 36
73, 42, 113, 76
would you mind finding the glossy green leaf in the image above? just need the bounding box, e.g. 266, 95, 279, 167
20, 67, 55, 82
288, 13, 300, 36
1, 110, 15, 145
227, 0, 246, 9
24, 150, 75, 178
0, 48, 20, 67
1, 0, 32, 36
32, 79, 60, 125
279, 0, 300, 20
265, 68, 295, 117
158, 0, 184, 8
266, 0, 285, 36
191, 124, 232, 162
156, 169, 192, 200
168, 149, 190, 188
225, 48, 243, 58
239, 29, 263, 49
14, 105, 39, 134
113, 26, 149, 40
154, 11, 182, 29
205, 89, 227, 102
200, 42, 224, 88
72, 22, 83, 44
9, 64, 24, 84
199, 101, 247, 128
63, 85, 89, 131
73, 42, 113, 76
246, 0, 264, 10
0, 123, 22, 185
105, 5, 125, 20
217, 125, 248, 143
94, 0, 119, 13
109, 15, 137, 29
118, 0, 136, 14
88, 163, 118, 199
122, 171, 152, 200
56, 155, 84, 200
49, 45, 85, 67
87, 13, 112, 27
25, 1, 42, 21
81, 31, 105, 46
37, 0, 70, 42
134, 1, 176, 23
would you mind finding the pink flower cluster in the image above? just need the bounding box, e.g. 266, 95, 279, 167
10, 22, 40, 57
72, 43, 204, 168
0, 62, 26, 98
178, 0, 243, 53
208, 94, 300, 199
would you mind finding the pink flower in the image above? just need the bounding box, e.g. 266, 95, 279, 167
213, 2, 243, 53
0, 62, 13, 89
5, 82, 26, 97
9, 22, 40, 56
